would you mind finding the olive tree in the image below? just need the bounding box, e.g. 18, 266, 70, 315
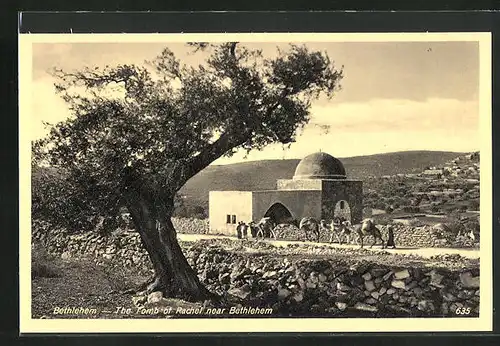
33, 42, 343, 301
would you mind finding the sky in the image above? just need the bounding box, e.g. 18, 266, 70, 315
30, 41, 480, 165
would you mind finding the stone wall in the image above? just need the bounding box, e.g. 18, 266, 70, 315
269, 223, 477, 248
32, 220, 480, 317
117, 217, 477, 248
380, 224, 478, 248
172, 218, 209, 234
185, 244, 479, 317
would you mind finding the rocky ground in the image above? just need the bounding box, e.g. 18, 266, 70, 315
32, 236, 480, 319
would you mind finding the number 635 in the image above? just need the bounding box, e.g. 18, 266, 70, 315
455, 307, 471, 315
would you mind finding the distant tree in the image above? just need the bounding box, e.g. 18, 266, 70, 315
468, 199, 480, 211
402, 206, 420, 213
33, 42, 343, 301
430, 205, 440, 213
190, 205, 207, 219
31, 156, 121, 236
174, 193, 185, 210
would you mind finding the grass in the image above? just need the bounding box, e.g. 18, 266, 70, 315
99, 258, 152, 293
31, 255, 150, 319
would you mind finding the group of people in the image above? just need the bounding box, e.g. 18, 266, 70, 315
235, 217, 276, 240
234, 216, 397, 249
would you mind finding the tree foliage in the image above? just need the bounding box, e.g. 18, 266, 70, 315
32, 43, 343, 300
33, 42, 344, 232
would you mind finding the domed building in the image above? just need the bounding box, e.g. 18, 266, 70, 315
293, 152, 347, 180
208, 152, 363, 235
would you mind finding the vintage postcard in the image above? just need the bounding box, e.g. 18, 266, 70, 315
19, 32, 492, 333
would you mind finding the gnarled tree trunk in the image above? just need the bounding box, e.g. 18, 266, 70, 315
119, 131, 250, 302
126, 190, 213, 302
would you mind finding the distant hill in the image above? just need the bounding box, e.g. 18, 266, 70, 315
179, 150, 466, 209
362, 151, 480, 215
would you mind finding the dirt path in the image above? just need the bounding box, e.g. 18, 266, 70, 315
177, 233, 480, 259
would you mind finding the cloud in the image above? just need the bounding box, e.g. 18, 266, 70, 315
32, 41, 479, 103
28, 75, 480, 164
214, 98, 479, 164
30, 77, 71, 140
309, 98, 479, 133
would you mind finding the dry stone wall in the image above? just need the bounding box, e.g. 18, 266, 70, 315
114, 217, 476, 248
184, 243, 479, 318
32, 220, 479, 317
172, 218, 209, 234
274, 223, 477, 248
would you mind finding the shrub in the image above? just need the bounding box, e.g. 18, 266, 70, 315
464, 219, 480, 234
374, 215, 392, 225
446, 219, 466, 238
407, 218, 424, 227
363, 208, 373, 218
430, 205, 440, 213
468, 199, 480, 211
173, 204, 207, 219
31, 245, 62, 278
401, 206, 420, 213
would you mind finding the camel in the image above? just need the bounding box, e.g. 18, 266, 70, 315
255, 217, 277, 239
329, 219, 354, 245
299, 217, 320, 243
351, 219, 386, 249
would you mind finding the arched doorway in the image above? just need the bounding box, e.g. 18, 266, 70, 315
334, 200, 351, 222
264, 202, 294, 225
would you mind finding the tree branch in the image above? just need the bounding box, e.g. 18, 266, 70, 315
174, 90, 288, 191
175, 131, 248, 190
229, 42, 238, 58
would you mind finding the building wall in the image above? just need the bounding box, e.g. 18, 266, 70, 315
252, 190, 322, 222
208, 191, 253, 235
321, 180, 363, 224
276, 179, 322, 190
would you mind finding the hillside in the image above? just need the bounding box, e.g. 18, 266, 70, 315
179, 150, 465, 209
363, 152, 480, 215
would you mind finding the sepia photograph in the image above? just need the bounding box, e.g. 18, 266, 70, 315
19, 33, 492, 333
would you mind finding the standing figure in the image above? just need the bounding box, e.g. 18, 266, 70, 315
248, 221, 259, 238
386, 225, 396, 249
236, 221, 244, 239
